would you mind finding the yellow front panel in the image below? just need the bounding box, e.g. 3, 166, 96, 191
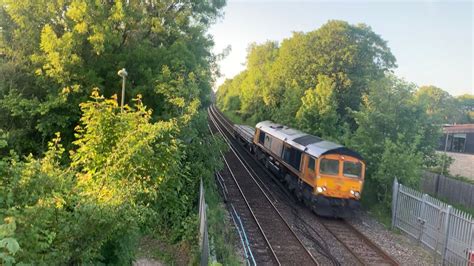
316, 176, 363, 199
314, 154, 365, 199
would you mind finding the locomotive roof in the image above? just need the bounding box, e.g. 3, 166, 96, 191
256, 121, 363, 160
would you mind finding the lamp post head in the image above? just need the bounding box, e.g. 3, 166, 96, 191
118, 68, 128, 78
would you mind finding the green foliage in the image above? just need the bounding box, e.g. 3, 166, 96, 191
0, 0, 225, 155
457, 94, 474, 122
0, 91, 224, 264
374, 139, 423, 202
350, 76, 437, 208
217, 20, 396, 131
414, 85, 462, 124
1, 1, 228, 262
425, 152, 454, 175
296, 75, 340, 138
0, 218, 20, 265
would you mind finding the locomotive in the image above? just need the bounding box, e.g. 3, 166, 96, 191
234, 121, 365, 217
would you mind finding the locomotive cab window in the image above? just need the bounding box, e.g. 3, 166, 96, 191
308, 157, 315, 172
282, 146, 302, 171
320, 158, 339, 175
259, 131, 265, 144
343, 161, 362, 178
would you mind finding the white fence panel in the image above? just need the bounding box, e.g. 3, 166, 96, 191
392, 179, 474, 265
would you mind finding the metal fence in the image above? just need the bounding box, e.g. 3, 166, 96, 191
421, 171, 474, 209
199, 178, 209, 266
392, 179, 474, 265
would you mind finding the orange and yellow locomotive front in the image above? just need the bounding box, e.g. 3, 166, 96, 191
301, 153, 365, 216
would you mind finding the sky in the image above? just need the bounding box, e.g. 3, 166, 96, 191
208, 0, 474, 96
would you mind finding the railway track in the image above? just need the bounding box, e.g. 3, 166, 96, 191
208, 106, 319, 266
210, 105, 399, 266
319, 219, 398, 265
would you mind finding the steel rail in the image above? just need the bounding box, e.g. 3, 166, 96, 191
210, 107, 278, 203
209, 106, 319, 266
319, 219, 399, 266
208, 120, 280, 265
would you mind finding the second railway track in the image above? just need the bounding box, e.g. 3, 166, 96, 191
208, 106, 319, 266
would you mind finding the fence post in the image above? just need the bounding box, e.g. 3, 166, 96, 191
469, 221, 474, 265
442, 205, 452, 264
418, 194, 428, 242
392, 178, 399, 230
434, 173, 441, 196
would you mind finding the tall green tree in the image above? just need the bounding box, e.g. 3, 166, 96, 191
350, 76, 437, 206
414, 85, 461, 124
457, 94, 474, 122
217, 20, 397, 132
0, 0, 225, 155
239, 41, 278, 121
296, 75, 339, 138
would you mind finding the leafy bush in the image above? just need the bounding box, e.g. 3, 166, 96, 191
0, 91, 221, 264
0, 218, 20, 265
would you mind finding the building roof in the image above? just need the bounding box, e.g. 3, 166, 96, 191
255, 121, 363, 160
443, 124, 474, 134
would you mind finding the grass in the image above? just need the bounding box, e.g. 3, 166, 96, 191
135, 235, 192, 265
360, 185, 393, 228
366, 203, 393, 228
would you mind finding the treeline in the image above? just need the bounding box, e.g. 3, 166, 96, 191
0, 0, 225, 264
216, 20, 474, 211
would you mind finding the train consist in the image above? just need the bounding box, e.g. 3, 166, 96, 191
234, 121, 365, 217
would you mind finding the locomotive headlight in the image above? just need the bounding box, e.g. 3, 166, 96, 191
350, 190, 360, 198
316, 186, 327, 193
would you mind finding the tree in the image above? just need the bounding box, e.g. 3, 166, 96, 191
296, 75, 339, 138
239, 41, 278, 120
216, 20, 397, 129
0, 0, 227, 263
0, 91, 223, 264
350, 76, 437, 207
457, 94, 474, 122
0, 0, 225, 155
415, 85, 461, 124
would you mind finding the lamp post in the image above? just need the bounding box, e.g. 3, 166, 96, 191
440, 129, 449, 176
117, 68, 128, 112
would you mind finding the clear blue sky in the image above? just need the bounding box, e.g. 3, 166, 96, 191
209, 0, 473, 96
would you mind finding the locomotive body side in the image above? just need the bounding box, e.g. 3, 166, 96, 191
252, 121, 365, 217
